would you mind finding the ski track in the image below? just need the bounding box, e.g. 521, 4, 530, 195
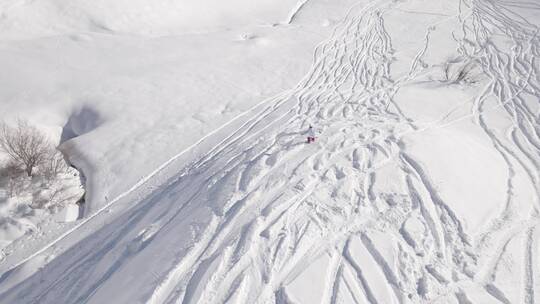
1, 0, 540, 303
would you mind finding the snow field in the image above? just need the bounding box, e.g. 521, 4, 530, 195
0, 0, 540, 303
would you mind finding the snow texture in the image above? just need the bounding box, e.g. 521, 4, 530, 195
0, 0, 540, 303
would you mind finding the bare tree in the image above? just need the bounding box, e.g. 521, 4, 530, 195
0, 119, 50, 177
0, 160, 26, 197
41, 149, 68, 181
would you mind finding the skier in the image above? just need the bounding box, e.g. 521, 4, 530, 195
307, 125, 316, 143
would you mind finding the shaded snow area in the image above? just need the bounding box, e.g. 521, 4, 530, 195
0, 0, 540, 303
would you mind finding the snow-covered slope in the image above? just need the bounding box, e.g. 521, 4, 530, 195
0, 0, 304, 39
0, 0, 351, 217
1, 0, 540, 303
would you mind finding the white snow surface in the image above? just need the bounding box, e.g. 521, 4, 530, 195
0, 0, 302, 39
0, 0, 540, 303
0, 162, 84, 250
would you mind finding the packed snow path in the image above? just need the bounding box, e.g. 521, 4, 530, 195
1, 0, 540, 303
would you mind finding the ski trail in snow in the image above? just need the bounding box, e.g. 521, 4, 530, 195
1, 0, 540, 303
158, 0, 539, 301
453, 0, 540, 301
0, 90, 294, 276
143, 1, 478, 302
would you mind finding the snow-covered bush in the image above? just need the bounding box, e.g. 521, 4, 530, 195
442, 57, 481, 84
0, 120, 84, 248
0, 119, 50, 177
0, 160, 26, 197
40, 149, 68, 183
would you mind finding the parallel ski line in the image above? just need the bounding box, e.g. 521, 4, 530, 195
0, 90, 292, 276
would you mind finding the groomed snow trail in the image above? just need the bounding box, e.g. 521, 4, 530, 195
1, 0, 539, 303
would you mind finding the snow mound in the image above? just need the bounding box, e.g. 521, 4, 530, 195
0, 0, 302, 39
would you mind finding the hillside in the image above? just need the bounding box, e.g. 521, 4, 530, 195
0, 0, 539, 303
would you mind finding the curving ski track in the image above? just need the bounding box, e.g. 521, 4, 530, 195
1, 0, 539, 303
